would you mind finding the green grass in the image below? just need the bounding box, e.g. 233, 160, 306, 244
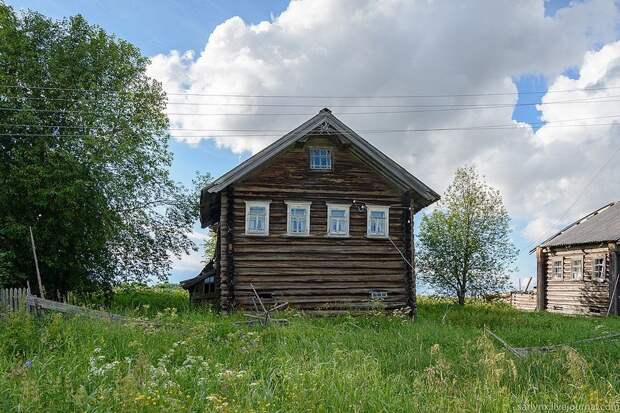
1, 290, 620, 412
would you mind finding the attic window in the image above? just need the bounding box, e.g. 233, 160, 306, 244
309, 147, 332, 170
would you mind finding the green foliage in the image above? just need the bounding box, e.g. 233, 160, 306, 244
0, 4, 208, 291
1, 291, 620, 412
418, 166, 518, 304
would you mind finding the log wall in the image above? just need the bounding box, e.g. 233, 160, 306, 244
223, 135, 410, 310
544, 244, 611, 315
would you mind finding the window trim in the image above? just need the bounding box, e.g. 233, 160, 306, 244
244, 200, 270, 236
592, 255, 606, 282
308, 147, 332, 171
326, 203, 350, 237
552, 259, 563, 280
570, 256, 584, 281
366, 205, 390, 239
285, 201, 312, 236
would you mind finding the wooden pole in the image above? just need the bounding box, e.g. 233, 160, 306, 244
535, 247, 546, 312
29, 226, 45, 299
607, 243, 619, 316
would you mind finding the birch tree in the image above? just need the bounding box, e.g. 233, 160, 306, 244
417, 166, 517, 305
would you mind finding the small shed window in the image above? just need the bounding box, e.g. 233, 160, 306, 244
367, 205, 389, 238
245, 201, 270, 235
309, 147, 332, 170
553, 259, 563, 280
286, 201, 311, 236
571, 258, 583, 280
593, 257, 606, 282
370, 290, 388, 300
327, 203, 350, 237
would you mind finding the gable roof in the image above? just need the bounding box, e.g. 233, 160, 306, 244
205, 108, 440, 208
536, 201, 620, 250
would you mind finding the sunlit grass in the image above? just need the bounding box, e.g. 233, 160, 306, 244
1, 291, 619, 412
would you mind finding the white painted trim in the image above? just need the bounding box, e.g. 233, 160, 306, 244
552, 258, 563, 280
570, 255, 584, 280
309, 146, 332, 170
244, 200, 270, 236
285, 201, 311, 236
592, 255, 606, 282
366, 205, 390, 238
326, 203, 350, 237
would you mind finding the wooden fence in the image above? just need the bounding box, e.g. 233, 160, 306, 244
0, 288, 29, 312
508, 291, 537, 311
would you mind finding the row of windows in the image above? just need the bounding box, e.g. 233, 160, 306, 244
551, 256, 606, 282
244, 200, 390, 238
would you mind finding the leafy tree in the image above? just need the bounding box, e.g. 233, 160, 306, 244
417, 166, 517, 305
0, 5, 205, 293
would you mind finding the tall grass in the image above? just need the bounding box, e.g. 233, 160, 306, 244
1, 291, 619, 412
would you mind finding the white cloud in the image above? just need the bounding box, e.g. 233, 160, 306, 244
149, 0, 620, 249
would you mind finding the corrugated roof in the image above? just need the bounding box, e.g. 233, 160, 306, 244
540, 201, 620, 248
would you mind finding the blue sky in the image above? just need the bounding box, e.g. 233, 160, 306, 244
7, 0, 619, 288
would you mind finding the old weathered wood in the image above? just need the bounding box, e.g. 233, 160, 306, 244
29, 226, 45, 299
541, 242, 615, 316
536, 247, 546, 311
608, 243, 619, 316
0, 288, 29, 312
190, 113, 440, 312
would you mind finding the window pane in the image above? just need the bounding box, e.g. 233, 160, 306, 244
290, 207, 307, 233
249, 206, 265, 215
310, 148, 331, 169
331, 209, 345, 218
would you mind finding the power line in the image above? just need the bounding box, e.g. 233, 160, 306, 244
3, 83, 620, 98
1, 121, 618, 139
3, 93, 619, 108
526, 144, 620, 253
3, 97, 620, 116
2, 114, 620, 134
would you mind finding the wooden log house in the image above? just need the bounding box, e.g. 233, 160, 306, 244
182, 108, 439, 313
534, 201, 620, 316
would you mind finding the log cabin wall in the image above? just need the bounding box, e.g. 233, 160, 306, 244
227, 135, 409, 311
544, 243, 611, 315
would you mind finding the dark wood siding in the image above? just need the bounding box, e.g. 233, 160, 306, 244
227, 135, 409, 310
544, 244, 611, 315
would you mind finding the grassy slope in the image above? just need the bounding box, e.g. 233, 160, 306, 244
1, 289, 619, 412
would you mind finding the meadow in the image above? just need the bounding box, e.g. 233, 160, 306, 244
1, 287, 620, 412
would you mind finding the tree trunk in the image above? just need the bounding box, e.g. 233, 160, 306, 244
457, 292, 465, 306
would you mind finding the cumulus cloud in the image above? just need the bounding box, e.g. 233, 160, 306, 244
147, 0, 620, 246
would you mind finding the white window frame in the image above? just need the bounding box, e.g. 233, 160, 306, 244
285, 201, 311, 236
592, 256, 606, 282
309, 147, 332, 170
326, 203, 350, 237
244, 200, 270, 236
366, 205, 390, 238
553, 259, 563, 280
570, 257, 583, 280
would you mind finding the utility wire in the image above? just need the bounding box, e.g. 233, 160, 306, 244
526, 143, 620, 253
1, 121, 619, 139
2, 113, 619, 133
2, 97, 620, 116
3, 83, 620, 98
3, 93, 619, 108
